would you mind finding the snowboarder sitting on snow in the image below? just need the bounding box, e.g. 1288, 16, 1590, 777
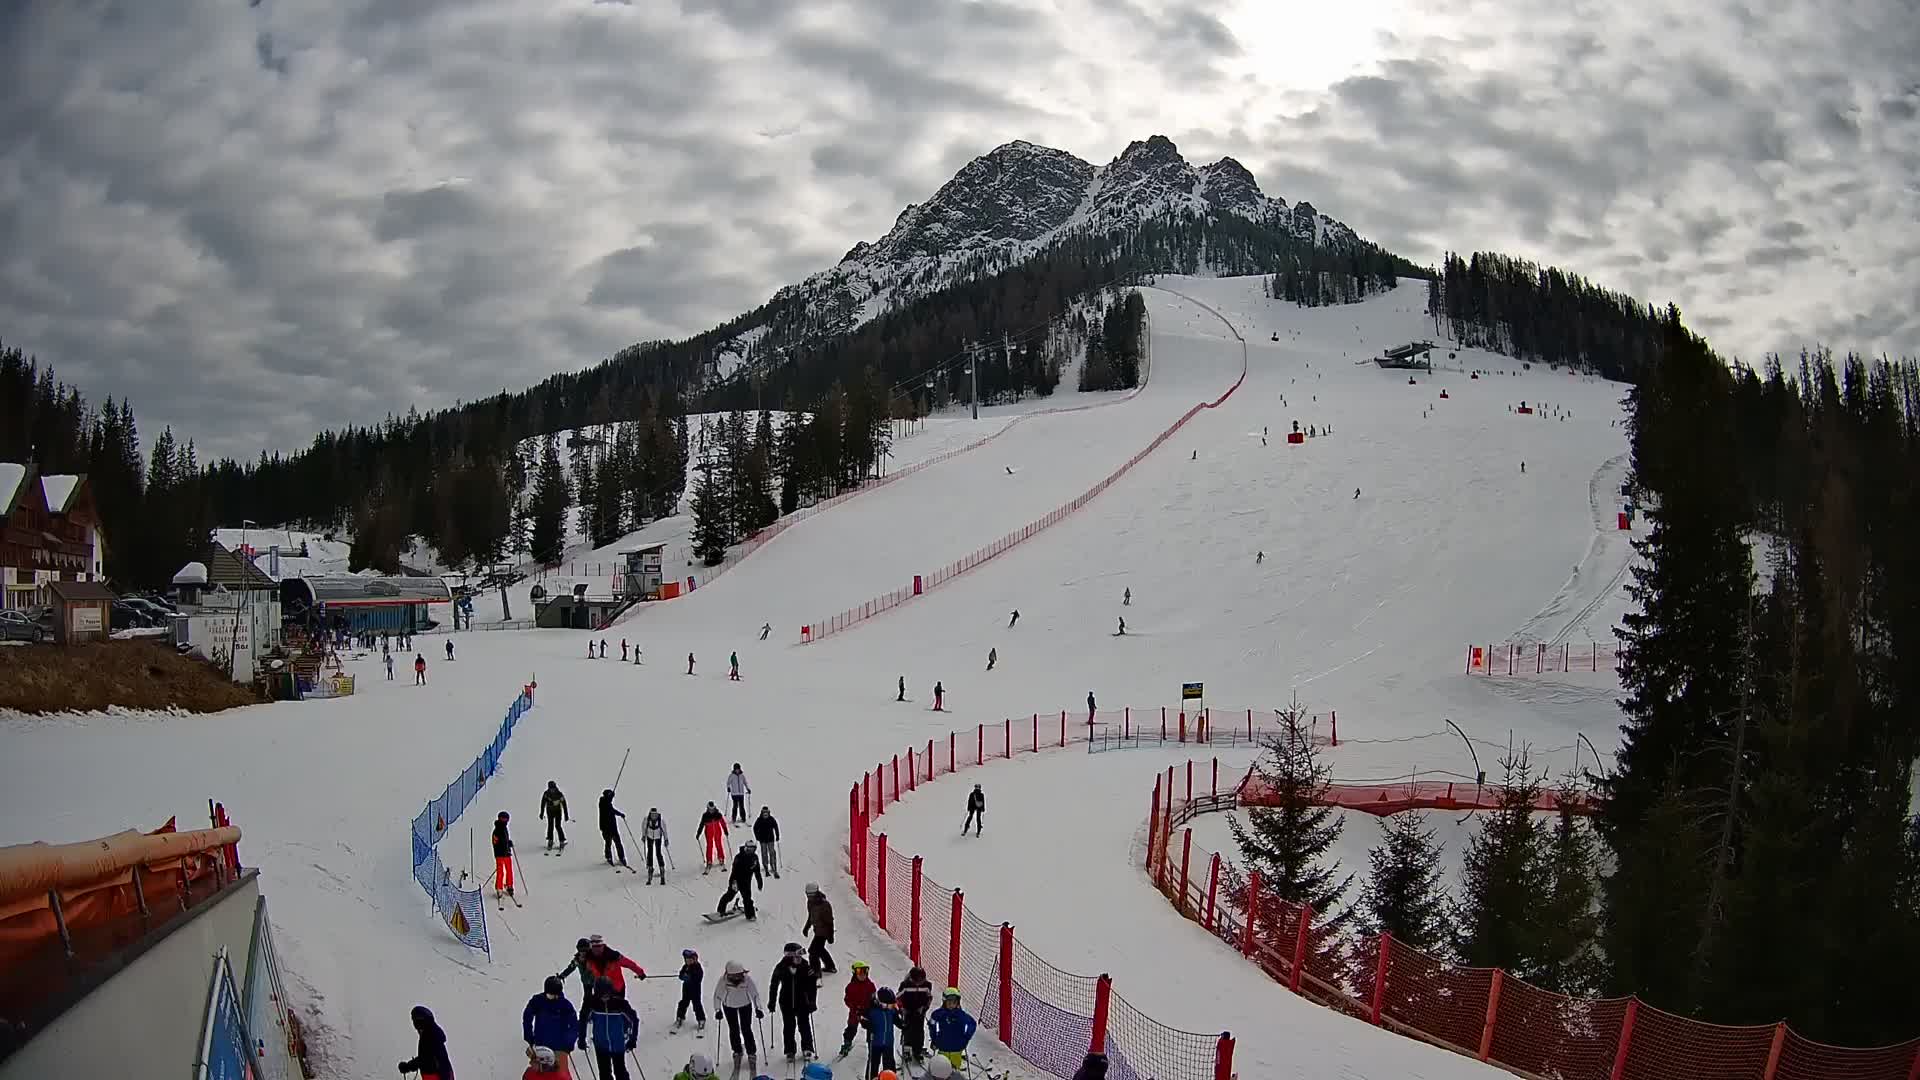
927, 989, 977, 1072
769, 942, 821, 1062
896, 967, 934, 1064
863, 987, 901, 1079
717, 840, 765, 921
753, 807, 782, 878
398, 1004, 453, 1079
961, 785, 984, 836
699, 801, 729, 869
523, 976, 579, 1060
839, 961, 876, 1057
492, 812, 517, 900
581, 934, 646, 994
673, 1053, 719, 1080
600, 789, 629, 868
541, 781, 570, 851
578, 977, 638, 1080
673, 948, 706, 1032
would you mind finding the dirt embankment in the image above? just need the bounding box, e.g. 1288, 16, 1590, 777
0, 640, 266, 715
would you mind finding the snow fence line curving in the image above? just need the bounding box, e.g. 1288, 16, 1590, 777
848, 708, 1250, 1080
1144, 770, 1920, 1080
408, 684, 537, 955
798, 288, 1248, 644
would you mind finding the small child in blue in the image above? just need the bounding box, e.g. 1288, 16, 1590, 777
673, 948, 706, 1032
862, 987, 899, 1080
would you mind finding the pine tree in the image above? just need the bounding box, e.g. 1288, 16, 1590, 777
1453, 755, 1549, 975
1228, 705, 1353, 924
1359, 811, 1451, 953
1535, 795, 1603, 994
529, 435, 570, 565
687, 462, 730, 566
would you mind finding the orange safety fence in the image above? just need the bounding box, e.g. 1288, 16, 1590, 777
1468, 641, 1624, 676
1144, 773, 1920, 1080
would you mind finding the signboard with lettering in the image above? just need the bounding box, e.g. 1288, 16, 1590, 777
71, 606, 103, 634
1181, 681, 1204, 701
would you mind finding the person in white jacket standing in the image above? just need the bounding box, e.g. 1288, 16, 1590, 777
712, 960, 763, 1072
726, 764, 751, 823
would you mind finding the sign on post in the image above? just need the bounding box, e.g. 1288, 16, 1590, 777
1181, 682, 1204, 701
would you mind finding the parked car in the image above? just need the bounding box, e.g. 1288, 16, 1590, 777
109, 601, 153, 631
0, 609, 44, 642
124, 597, 175, 623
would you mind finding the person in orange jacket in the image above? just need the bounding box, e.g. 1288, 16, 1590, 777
580, 934, 647, 994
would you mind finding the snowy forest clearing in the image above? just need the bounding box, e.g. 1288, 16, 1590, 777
0, 278, 1634, 1079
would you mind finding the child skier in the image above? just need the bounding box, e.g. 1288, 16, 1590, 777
522, 1045, 567, 1080
541, 781, 570, 851
674, 1053, 719, 1080
927, 990, 977, 1072
753, 806, 782, 878
838, 961, 876, 1059
491, 812, 516, 901
862, 987, 900, 1079
896, 967, 934, 1064
673, 948, 707, 1033
699, 801, 729, 871
557, 937, 595, 995
385, 652, 394, 680
804, 883, 837, 973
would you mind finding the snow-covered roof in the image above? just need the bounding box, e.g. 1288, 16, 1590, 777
0, 463, 23, 512
40, 474, 80, 512
173, 561, 210, 585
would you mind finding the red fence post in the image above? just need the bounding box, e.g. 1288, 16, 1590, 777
1609, 999, 1639, 1080
1090, 974, 1112, 1055
1032, 712, 1038, 751
1004, 717, 1011, 758
1146, 776, 1161, 870
1760, 1023, 1786, 1080
926, 739, 935, 780
1205, 853, 1221, 931
877, 834, 890, 931
1289, 904, 1313, 993
907, 747, 916, 791
1212, 757, 1219, 798
977, 724, 984, 766
1906, 1044, 1920, 1080
1331, 710, 1338, 747
910, 856, 924, 966
947, 889, 965, 991
1179, 830, 1193, 915
948, 731, 955, 773
1213, 1033, 1235, 1080
1186, 759, 1194, 804
848, 784, 859, 883
1371, 932, 1392, 1025
1060, 710, 1066, 747
997, 923, 1014, 1045
892, 755, 900, 801
1179, 710, 1187, 743
1241, 871, 1262, 958
854, 811, 868, 903
875, 763, 886, 815
1124, 706, 1130, 738
1478, 969, 1504, 1061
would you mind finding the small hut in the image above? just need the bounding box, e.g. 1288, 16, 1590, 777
47, 580, 115, 644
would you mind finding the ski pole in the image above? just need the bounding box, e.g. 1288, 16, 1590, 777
611, 746, 633, 793
664, 839, 676, 871
513, 851, 531, 897
627, 1048, 649, 1080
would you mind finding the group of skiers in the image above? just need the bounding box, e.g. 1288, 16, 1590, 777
582, 639, 745, 681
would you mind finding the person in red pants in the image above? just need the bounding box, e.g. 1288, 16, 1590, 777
492, 812, 516, 900
699, 802, 729, 870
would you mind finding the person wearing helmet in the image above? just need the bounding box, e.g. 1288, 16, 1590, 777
699, 801, 729, 870
768, 942, 821, 1062
398, 1005, 452, 1080
599, 789, 629, 869
672, 1051, 719, 1080
802, 883, 836, 973
712, 960, 764, 1073
672, 948, 706, 1033
522, 1043, 567, 1079
556, 937, 595, 996
522, 975, 578, 1060
491, 812, 517, 899
962, 785, 984, 837
861, 987, 900, 1079
642, 807, 669, 883
581, 934, 647, 994
541, 781, 571, 851
895, 967, 933, 1064
927, 989, 976, 1072
752, 806, 782, 878
838, 962, 876, 1059
923, 1056, 956, 1079
801, 1063, 835, 1080
717, 837, 765, 921
1072, 1051, 1111, 1080
579, 977, 638, 1080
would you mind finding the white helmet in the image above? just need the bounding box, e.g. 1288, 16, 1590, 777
725, 959, 748, 976
926, 1055, 955, 1078
688, 1052, 716, 1077
530, 1046, 557, 1069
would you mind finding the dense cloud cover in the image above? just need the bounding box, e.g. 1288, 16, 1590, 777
1, 0, 1913, 457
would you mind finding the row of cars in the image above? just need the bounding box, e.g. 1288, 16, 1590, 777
0, 594, 181, 642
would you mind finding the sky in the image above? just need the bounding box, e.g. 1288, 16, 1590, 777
1, 0, 1915, 460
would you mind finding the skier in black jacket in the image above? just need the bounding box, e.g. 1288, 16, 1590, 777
962, 785, 985, 836
716, 840, 765, 921
897, 966, 935, 1064
541, 781, 570, 850
398, 1004, 453, 1078
599, 789, 629, 868
752, 806, 782, 878
767, 942, 820, 1062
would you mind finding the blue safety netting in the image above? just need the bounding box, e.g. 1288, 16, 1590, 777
410, 689, 534, 954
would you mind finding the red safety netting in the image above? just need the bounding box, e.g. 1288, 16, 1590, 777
1105, 984, 1222, 1080
1144, 768, 1920, 1080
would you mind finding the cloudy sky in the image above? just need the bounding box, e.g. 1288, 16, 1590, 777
2, 0, 1915, 459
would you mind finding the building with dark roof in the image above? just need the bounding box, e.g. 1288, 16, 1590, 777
281, 574, 451, 634
1, 464, 104, 610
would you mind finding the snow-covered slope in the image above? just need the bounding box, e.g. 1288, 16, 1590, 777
0, 278, 1635, 1080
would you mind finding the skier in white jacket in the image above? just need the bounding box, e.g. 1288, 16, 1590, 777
726, 764, 751, 823
712, 960, 764, 1071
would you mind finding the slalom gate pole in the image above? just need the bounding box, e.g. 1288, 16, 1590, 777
612, 747, 633, 793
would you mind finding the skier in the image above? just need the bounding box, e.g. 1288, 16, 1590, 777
699, 802, 730, 871
927, 990, 977, 1073
1073, 1051, 1111, 1080
674, 1053, 719, 1080
712, 960, 763, 1074
1116, 616, 1126, 635
446, 639, 455, 661
541, 781, 570, 851
727, 764, 752, 822
385, 652, 394, 680
838, 962, 876, 1059
558, 937, 595, 995
1087, 690, 1096, 721
589, 640, 598, 660
1257, 550, 1265, 563
673, 948, 707, 1033
414, 654, 427, 685
523, 1045, 566, 1080
621, 639, 629, 661
687, 652, 696, 676
760, 622, 771, 641
523, 976, 579, 1061
716, 839, 764, 921
803, 883, 837, 973
580, 934, 647, 993
962, 785, 984, 837
896, 676, 905, 702
753, 807, 782, 878
398, 1005, 453, 1080
1354, 487, 1360, 499
633, 643, 642, 665
896, 967, 934, 1065
643, 807, 669, 883
1191, 450, 1197, 460
932, 681, 944, 711
578, 977, 638, 1080
1123, 587, 1130, 606
770, 943, 821, 1062
986, 647, 996, 671
1007, 610, 1019, 628
862, 987, 900, 1080
1520, 460, 1526, 473
599, 789, 630, 868
491, 812, 517, 901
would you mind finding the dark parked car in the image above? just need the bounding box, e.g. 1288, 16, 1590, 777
109, 601, 154, 631
0, 609, 44, 642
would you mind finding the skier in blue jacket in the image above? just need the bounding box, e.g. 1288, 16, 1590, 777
522, 976, 578, 1057
927, 989, 977, 1072
579, 977, 639, 1080
861, 987, 899, 1080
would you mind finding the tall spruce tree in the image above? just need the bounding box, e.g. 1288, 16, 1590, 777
1228, 704, 1353, 926
1358, 811, 1451, 953
529, 435, 570, 565
1453, 754, 1549, 975
1535, 795, 1603, 995
687, 462, 730, 566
